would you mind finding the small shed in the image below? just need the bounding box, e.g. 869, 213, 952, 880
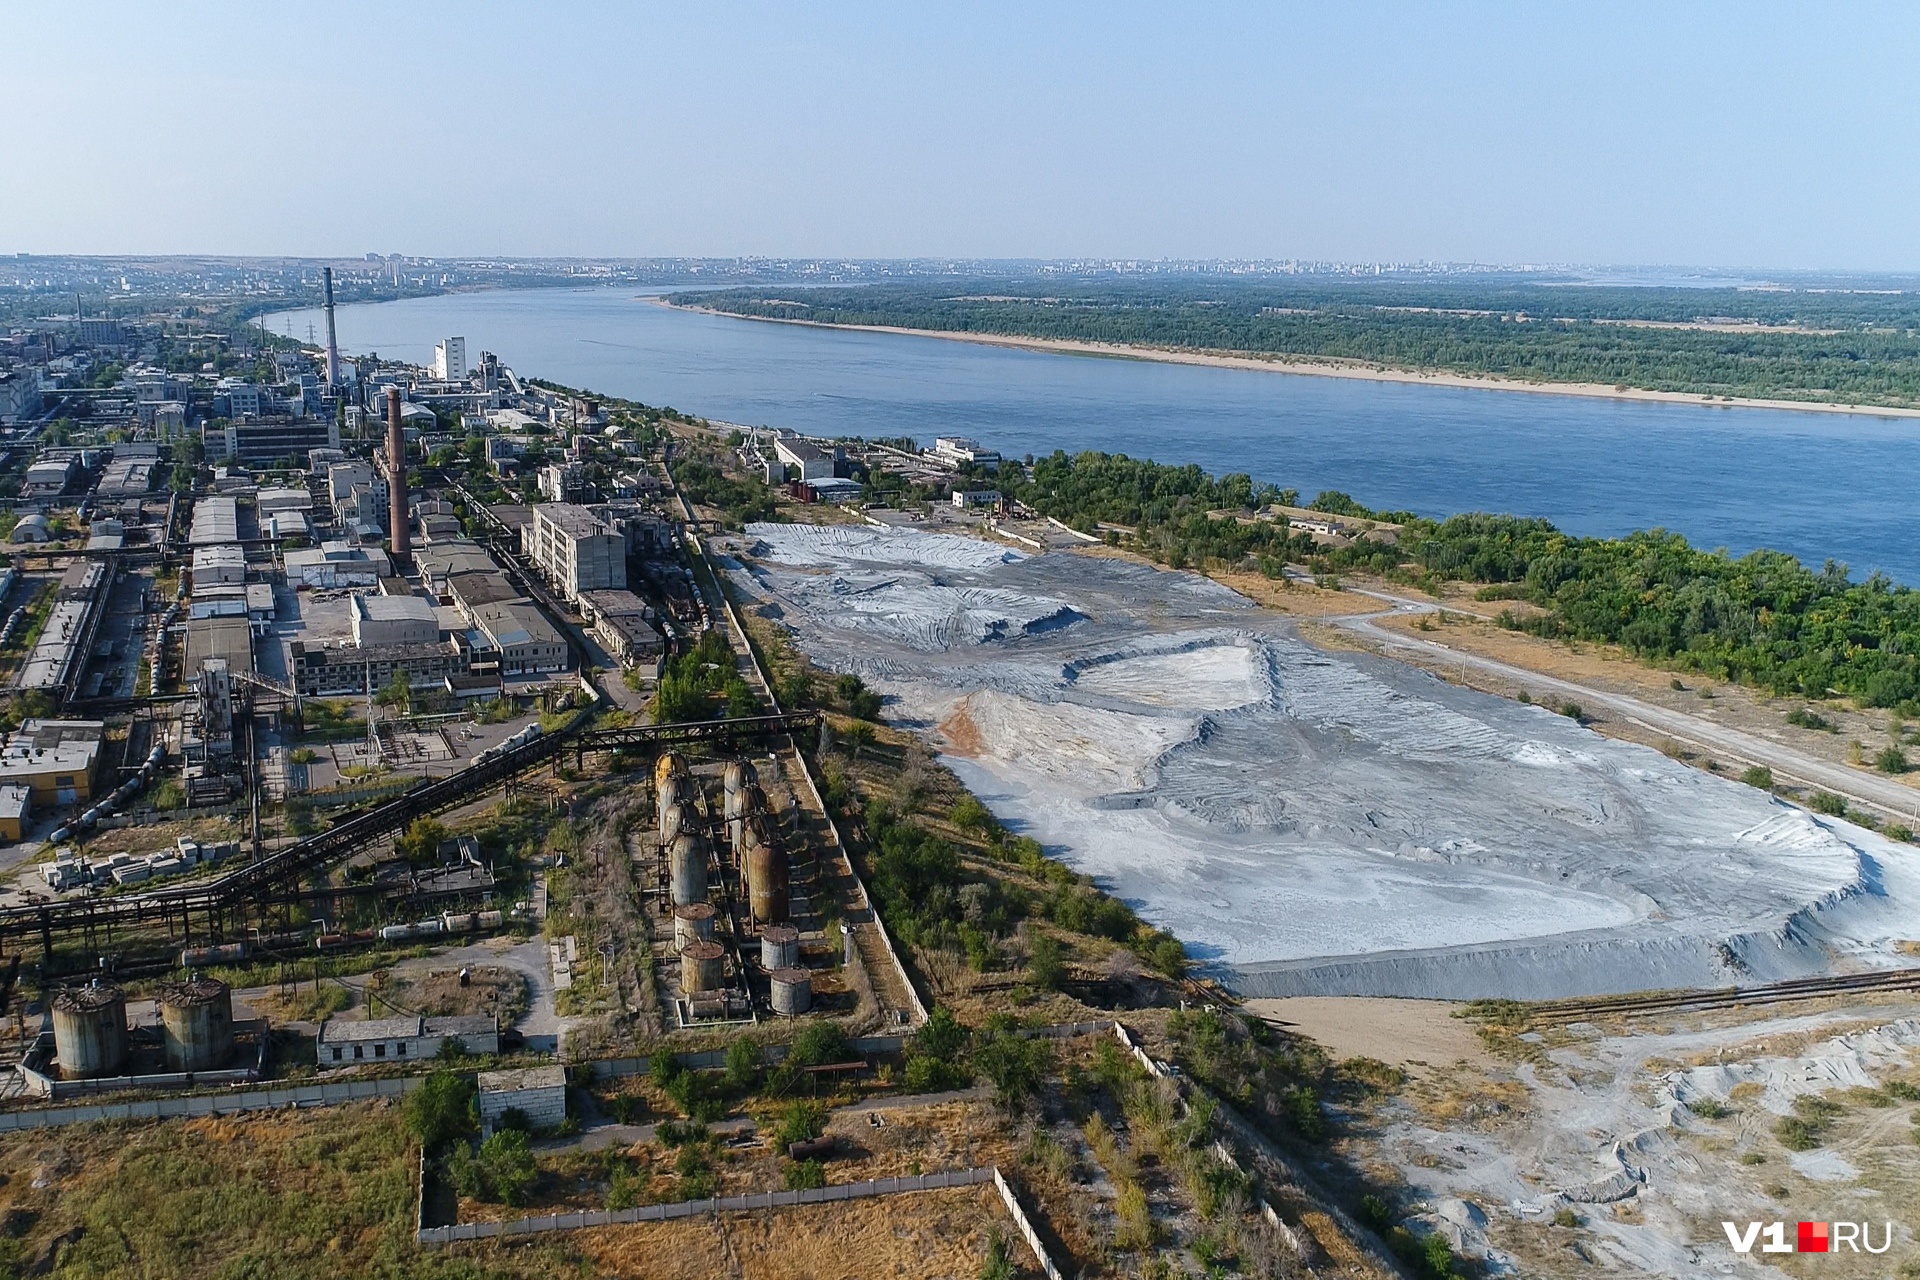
477, 1064, 568, 1135
0, 785, 29, 841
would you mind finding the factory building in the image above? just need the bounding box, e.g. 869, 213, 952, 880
0, 720, 104, 808
774, 435, 833, 481
0, 785, 30, 841
579, 591, 663, 672
283, 541, 390, 588
413, 539, 500, 594
95, 456, 155, 500
350, 594, 439, 648
289, 639, 467, 696
525, 503, 625, 600
445, 570, 526, 623
470, 601, 568, 675
191, 544, 246, 588
316, 1013, 497, 1067
219, 416, 341, 465
183, 615, 255, 679
188, 496, 240, 546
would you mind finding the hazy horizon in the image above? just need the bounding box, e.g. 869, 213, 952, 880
5, 3, 1919, 271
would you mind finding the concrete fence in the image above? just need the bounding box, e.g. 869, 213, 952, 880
418, 1166, 998, 1244
0, 1020, 1122, 1134
0, 1073, 423, 1133
992, 1167, 1065, 1280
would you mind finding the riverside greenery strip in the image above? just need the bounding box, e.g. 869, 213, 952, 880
673, 280, 1920, 408
1000, 449, 1920, 712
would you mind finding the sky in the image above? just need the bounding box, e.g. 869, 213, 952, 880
4, 2, 1919, 270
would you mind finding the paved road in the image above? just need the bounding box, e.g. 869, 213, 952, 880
1327, 589, 1920, 826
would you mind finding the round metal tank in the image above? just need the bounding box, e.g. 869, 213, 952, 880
769, 967, 812, 1015
657, 774, 688, 830
680, 940, 725, 994
728, 781, 767, 860
743, 823, 789, 925
660, 801, 692, 845
668, 833, 707, 907
653, 752, 688, 793
51, 984, 128, 1079
760, 924, 800, 970
672, 902, 717, 950
159, 977, 234, 1072
722, 759, 755, 799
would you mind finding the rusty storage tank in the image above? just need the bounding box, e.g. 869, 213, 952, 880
159, 977, 234, 1071
51, 983, 128, 1078
726, 777, 759, 859
760, 924, 800, 970
680, 940, 725, 994
668, 832, 708, 906
653, 752, 688, 794
742, 818, 789, 925
660, 800, 693, 845
769, 967, 812, 1015
672, 901, 717, 950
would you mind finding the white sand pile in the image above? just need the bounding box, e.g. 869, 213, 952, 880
731, 522, 1920, 999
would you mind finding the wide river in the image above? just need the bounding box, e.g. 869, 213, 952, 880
270, 286, 1920, 583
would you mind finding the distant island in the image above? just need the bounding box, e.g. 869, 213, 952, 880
667, 279, 1920, 415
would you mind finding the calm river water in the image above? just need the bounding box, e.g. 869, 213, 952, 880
270, 287, 1920, 583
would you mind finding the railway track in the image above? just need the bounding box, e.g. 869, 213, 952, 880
1522, 966, 1920, 1022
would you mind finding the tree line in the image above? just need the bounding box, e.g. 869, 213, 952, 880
674, 280, 1920, 408
1008, 449, 1920, 713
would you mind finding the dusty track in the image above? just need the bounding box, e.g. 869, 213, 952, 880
1327, 588, 1920, 826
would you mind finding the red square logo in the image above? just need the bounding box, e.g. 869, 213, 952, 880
1798, 1222, 1829, 1253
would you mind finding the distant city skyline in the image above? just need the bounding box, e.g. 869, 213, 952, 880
4, 2, 1918, 271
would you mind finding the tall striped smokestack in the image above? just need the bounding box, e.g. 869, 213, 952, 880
322, 267, 342, 387
386, 386, 410, 565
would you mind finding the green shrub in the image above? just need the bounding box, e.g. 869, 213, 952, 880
724, 1038, 763, 1092
787, 1022, 850, 1068
776, 1100, 827, 1148
464, 1129, 538, 1205
782, 1158, 825, 1190
1026, 931, 1066, 991
403, 1070, 475, 1151
1810, 791, 1850, 816
1740, 765, 1774, 790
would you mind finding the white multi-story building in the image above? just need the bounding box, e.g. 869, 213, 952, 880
525, 503, 626, 601
432, 337, 467, 381
931, 436, 1001, 470
0, 369, 45, 423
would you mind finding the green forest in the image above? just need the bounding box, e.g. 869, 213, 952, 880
1008, 450, 1920, 713
672, 280, 1920, 408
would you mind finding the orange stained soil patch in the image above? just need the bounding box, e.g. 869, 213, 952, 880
937, 705, 986, 757
570, 1185, 1012, 1280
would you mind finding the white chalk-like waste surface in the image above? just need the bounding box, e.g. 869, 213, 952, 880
730, 522, 1920, 998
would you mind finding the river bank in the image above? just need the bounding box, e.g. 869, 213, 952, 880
661, 299, 1920, 421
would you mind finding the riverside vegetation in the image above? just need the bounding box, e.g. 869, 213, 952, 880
673, 278, 1920, 409
1000, 449, 1920, 716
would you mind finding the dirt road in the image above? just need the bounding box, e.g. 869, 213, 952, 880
1328, 590, 1920, 826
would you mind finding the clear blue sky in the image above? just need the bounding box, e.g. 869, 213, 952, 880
5, 2, 1918, 269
